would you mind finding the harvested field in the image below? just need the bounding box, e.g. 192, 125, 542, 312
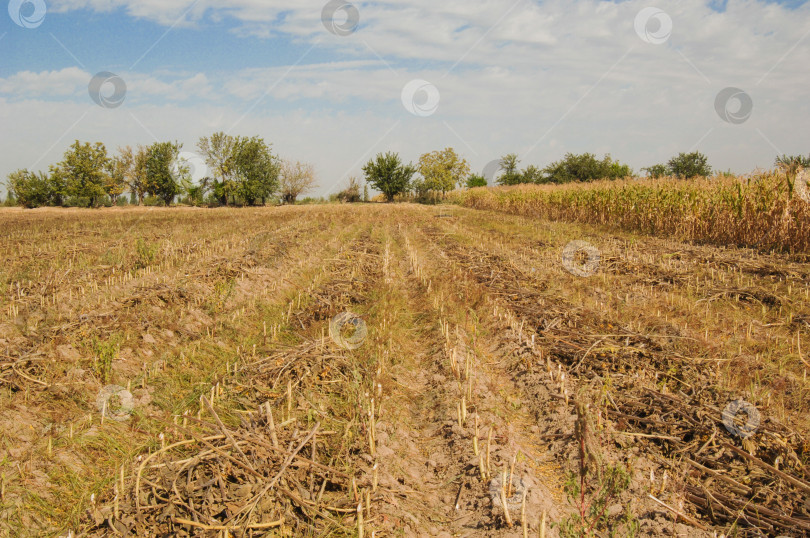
0, 204, 808, 537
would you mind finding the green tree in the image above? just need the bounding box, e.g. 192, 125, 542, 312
466, 174, 488, 188
417, 147, 471, 195
197, 133, 278, 206
105, 157, 127, 205
145, 142, 182, 206
520, 164, 545, 184
543, 153, 632, 184
642, 164, 670, 179
117, 146, 149, 205
56, 141, 110, 207
607, 160, 633, 179
667, 152, 711, 179
410, 176, 433, 203
3, 191, 16, 207
362, 152, 415, 202
197, 132, 237, 205
5, 169, 51, 208
45, 166, 66, 206
496, 153, 522, 185
231, 136, 278, 205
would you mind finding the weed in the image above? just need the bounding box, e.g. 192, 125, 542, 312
557, 400, 638, 538
134, 238, 158, 268
93, 334, 122, 383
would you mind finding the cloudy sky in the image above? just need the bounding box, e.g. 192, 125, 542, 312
1, 0, 809, 197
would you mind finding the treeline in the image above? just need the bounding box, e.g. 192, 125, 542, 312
465, 151, 714, 187
5, 138, 809, 208
3, 133, 318, 208
361, 150, 713, 201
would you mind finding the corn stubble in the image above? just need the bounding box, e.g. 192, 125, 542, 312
0, 202, 809, 537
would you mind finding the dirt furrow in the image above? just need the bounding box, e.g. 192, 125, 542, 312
419, 211, 809, 536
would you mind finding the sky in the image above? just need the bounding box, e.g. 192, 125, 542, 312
1, 0, 809, 198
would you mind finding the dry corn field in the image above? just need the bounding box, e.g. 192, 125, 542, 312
450, 172, 810, 253
1, 204, 809, 537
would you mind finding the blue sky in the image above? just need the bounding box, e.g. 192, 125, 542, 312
1, 0, 809, 197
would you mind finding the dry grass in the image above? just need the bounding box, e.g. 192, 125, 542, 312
0, 204, 808, 537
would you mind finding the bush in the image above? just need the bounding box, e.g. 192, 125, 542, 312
466, 174, 488, 188
5, 169, 52, 208
336, 177, 362, 203
298, 196, 327, 205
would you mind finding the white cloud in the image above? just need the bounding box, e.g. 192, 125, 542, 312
2, 0, 809, 199
0, 67, 87, 97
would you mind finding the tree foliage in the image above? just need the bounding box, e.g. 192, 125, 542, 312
117, 146, 149, 205
466, 174, 488, 188
496, 153, 522, 185
145, 142, 183, 206
643, 152, 711, 180
6, 169, 51, 208
520, 164, 544, 184
667, 152, 712, 179
197, 132, 277, 205
197, 132, 237, 205
642, 164, 670, 179
542, 153, 632, 184
362, 152, 415, 202
417, 147, 471, 194
55, 140, 111, 207
105, 156, 127, 204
